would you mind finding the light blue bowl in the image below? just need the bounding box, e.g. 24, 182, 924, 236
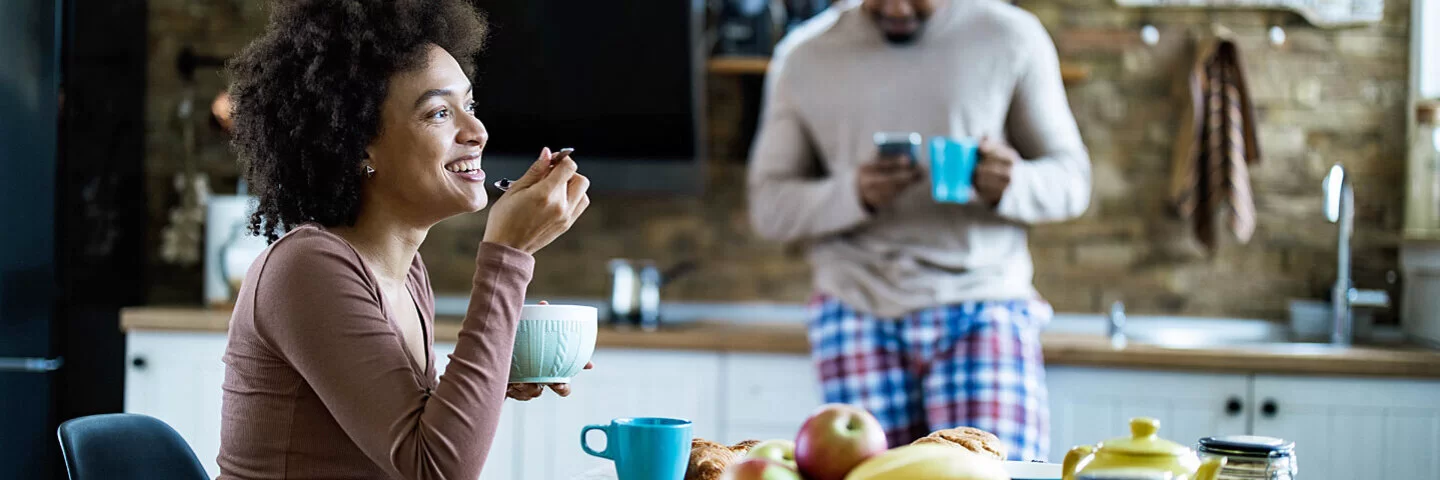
509, 304, 598, 383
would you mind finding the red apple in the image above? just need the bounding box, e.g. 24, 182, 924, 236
724, 458, 803, 480
744, 439, 797, 470
793, 404, 888, 480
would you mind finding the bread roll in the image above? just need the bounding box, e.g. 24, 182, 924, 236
685, 438, 760, 480
910, 427, 1006, 461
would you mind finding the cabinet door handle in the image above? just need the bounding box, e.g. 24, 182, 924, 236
1225, 396, 1243, 416
131, 356, 147, 369
1260, 398, 1278, 418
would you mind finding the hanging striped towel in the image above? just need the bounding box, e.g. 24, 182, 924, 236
1169, 33, 1261, 253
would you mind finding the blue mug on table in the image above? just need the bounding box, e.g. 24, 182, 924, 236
581, 417, 693, 480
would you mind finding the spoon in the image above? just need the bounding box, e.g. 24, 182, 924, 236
494, 148, 574, 192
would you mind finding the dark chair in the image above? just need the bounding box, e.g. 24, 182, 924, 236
56, 413, 210, 480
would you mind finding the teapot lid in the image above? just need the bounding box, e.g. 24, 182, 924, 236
1097, 418, 1189, 456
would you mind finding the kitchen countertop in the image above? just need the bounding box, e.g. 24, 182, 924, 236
120, 306, 1440, 379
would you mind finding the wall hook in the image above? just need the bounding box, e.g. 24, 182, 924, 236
176, 46, 230, 83
1268, 25, 1287, 47
1210, 21, 1235, 38
1141, 24, 1160, 46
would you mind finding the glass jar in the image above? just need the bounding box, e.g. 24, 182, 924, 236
1196, 436, 1297, 480
1408, 102, 1440, 234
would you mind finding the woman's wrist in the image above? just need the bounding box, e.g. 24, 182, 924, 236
480, 232, 532, 254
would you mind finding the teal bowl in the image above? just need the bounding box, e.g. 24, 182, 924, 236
509, 304, 598, 384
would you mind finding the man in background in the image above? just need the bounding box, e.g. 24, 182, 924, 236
746, 0, 1090, 461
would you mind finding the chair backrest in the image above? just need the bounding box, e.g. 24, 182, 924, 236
56, 413, 210, 480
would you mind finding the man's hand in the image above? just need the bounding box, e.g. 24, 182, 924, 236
858, 155, 921, 211
974, 136, 1019, 206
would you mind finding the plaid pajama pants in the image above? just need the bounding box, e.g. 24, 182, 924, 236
807, 294, 1052, 461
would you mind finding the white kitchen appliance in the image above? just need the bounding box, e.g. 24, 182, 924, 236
1400, 242, 1440, 348
204, 194, 266, 308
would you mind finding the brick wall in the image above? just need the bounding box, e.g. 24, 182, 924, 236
145, 0, 1411, 321
1015, 0, 1410, 320
144, 0, 268, 302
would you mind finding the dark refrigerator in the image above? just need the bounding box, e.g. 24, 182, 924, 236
2, 0, 148, 478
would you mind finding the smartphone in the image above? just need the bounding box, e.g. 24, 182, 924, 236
873, 132, 922, 166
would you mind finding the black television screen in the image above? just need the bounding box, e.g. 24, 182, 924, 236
470, 0, 706, 193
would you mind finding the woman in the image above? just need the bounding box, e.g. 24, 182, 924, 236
216, 0, 588, 478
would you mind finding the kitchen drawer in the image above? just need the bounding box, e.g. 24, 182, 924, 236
722, 353, 822, 428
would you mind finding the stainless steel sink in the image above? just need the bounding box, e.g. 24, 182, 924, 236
1047, 311, 1415, 351
1049, 314, 1287, 346
1122, 319, 1293, 348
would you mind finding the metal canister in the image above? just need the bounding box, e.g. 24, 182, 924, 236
1197, 436, 1297, 480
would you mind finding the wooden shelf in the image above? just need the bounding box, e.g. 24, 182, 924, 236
707, 55, 1093, 85
1060, 63, 1092, 85
707, 56, 772, 75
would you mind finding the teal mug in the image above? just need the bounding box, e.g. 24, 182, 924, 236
929, 136, 980, 204
581, 417, 693, 480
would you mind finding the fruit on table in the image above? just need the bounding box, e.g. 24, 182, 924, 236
744, 439, 797, 470
794, 404, 888, 480
724, 458, 803, 480
843, 444, 1010, 480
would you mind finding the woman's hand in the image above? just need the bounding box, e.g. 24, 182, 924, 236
483, 147, 591, 254
505, 361, 594, 400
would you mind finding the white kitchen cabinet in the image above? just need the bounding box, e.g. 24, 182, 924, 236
719, 353, 823, 444
1251, 375, 1440, 480
1045, 367, 1251, 463
513, 348, 724, 480
124, 330, 229, 479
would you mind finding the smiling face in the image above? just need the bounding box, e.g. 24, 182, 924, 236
363, 44, 490, 224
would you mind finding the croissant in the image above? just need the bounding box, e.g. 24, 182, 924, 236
911, 426, 1007, 461
685, 438, 761, 480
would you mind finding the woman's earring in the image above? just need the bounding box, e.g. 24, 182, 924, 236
363, 165, 376, 178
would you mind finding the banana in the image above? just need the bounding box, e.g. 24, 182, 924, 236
844, 444, 1011, 480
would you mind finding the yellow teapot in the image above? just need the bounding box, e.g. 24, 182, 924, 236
1062, 417, 1225, 480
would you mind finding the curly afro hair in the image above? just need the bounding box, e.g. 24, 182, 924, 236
226, 0, 488, 243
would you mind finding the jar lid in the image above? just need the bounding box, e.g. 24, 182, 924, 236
1198, 435, 1295, 457
1420, 101, 1440, 124
1097, 418, 1189, 456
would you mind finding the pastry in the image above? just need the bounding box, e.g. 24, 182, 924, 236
911, 426, 1006, 460
685, 438, 760, 480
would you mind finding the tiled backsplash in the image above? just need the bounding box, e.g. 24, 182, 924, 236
146, 0, 1410, 322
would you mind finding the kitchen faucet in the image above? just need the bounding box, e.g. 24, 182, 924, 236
1107, 301, 1126, 349
1323, 164, 1390, 346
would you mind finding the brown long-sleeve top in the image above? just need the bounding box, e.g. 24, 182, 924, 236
217, 224, 534, 479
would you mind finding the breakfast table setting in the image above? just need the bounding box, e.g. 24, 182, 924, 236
515, 301, 1290, 480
